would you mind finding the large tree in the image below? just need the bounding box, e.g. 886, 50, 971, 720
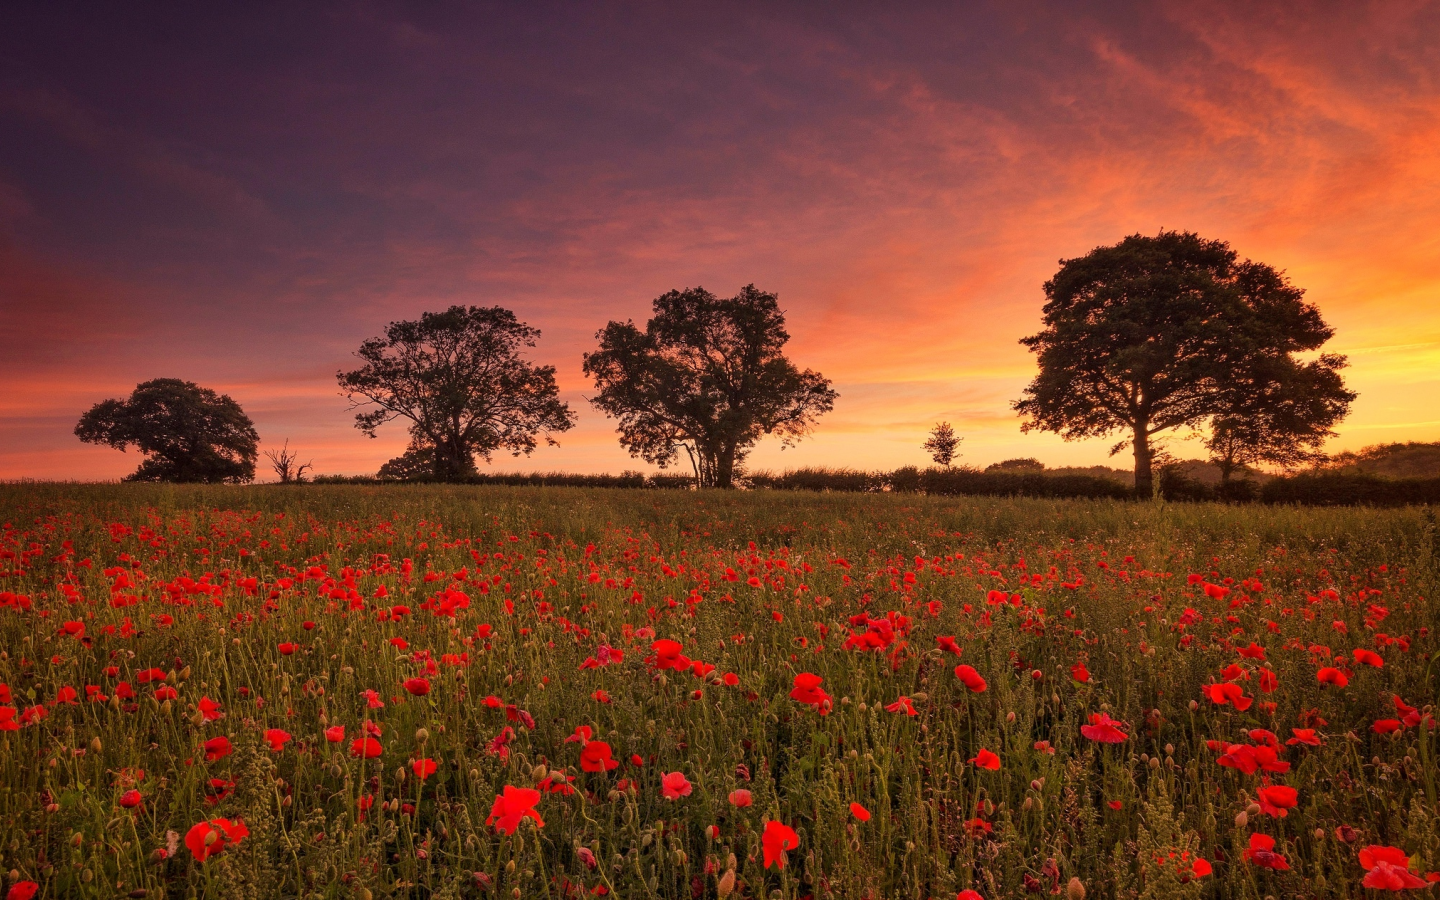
75, 378, 259, 483
1014, 231, 1353, 497
338, 306, 575, 481
583, 285, 837, 488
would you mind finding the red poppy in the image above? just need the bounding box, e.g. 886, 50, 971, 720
412, 758, 438, 781
849, 802, 871, 822
1360, 845, 1429, 890
278, 642, 297, 656
6, 882, 39, 900
487, 785, 543, 834
1192, 858, 1213, 877
1372, 719, 1403, 735
203, 736, 233, 761
1316, 667, 1349, 687
264, 728, 291, 752
1202, 682, 1253, 711
197, 696, 223, 721
1353, 649, 1384, 668
958, 892, 985, 900
185, 817, 249, 862
1286, 728, 1322, 747
325, 725, 345, 743
788, 673, 832, 713
350, 737, 383, 759
1080, 712, 1129, 743
885, 696, 917, 716
661, 771, 692, 800
1243, 833, 1289, 870
1070, 662, 1090, 683
119, 789, 143, 809
403, 677, 430, 696
728, 789, 752, 807
650, 639, 687, 671
954, 664, 987, 693
971, 749, 1000, 770
761, 820, 799, 869
1257, 784, 1298, 817
580, 741, 619, 773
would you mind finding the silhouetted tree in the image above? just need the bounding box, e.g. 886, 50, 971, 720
985, 458, 1045, 473
75, 378, 259, 483
922, 422, 962, 467
264, 440, 312, 484
583, 285, 837, 488
377, 441, 436, 481
338, 306, 575, 481
1205, 354, 1354, 484
1014, 231, 1353, 497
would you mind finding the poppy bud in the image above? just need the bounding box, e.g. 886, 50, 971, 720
72, 831, 84, 847
204, 830, 218, 847
1246, 802, 1260, 816
1022, 797, 1033, 811
1189, 700, 1199, 711
1148, 757, 1159, 769
1067, 877, 1086, 900
1031, 779, 1043, 791
90, 736, 103, 753
1165, 744, 1174, 756
1006, 711, 1016, 724
416, 728, 429, 744
716, 869, 736, 898
983, 799, 993, 815
1234, 811, 1248, 827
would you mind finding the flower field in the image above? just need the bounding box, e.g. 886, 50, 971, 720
0, 483, 1437, 900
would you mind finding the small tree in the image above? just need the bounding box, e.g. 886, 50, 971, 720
1204, 354, 1354, 484
264, 440, 312, 484
377, 441, 436, 481
583, 285, 837, 488
75, 378, 259, 483
338, 306, 575, 482
922, 422, 961, 467
1014, 231, 1353, 498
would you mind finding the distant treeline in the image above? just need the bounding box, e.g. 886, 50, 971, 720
308, 463, 1440, 506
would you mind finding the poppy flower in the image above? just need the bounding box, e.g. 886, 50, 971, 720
263, 728, 291, 752
1372, 719, 1403, 735
203, 736, 233, 761
971, 749, 1001, 770
325, 725, 345, 743
954, 664, 987, 693
1243, 833, 1289, 870
661, 771, 692, 800
788, 673, 832, 714
937, 636, 962, 656
650, 639, 687, 671
1080, 712, 1129, 743
198, 696, 223, 721
1359, 846, 1429, 889
6, 882, 39, 900
403, 677, 430, 696
885, 696, 917, 716
1317, 667, 1349, 688
487, 785, 543, 834
1353, 649, 1384, 668
412, 758, 438, 781
728, 789, 752, 807
850, 802, 871, 822
185, 817, 249, 862
278, 642, 297, 656
119, 789, 143, 809
1256, 784, 1298, 817
958, 892, 985, 900
761, 820, 799, 869
1201, 682, 1253, 711
350, 737, 383, 759
1192, 858, 1213, 877
1070, 662, 1090, 683
580, 741, 619, 773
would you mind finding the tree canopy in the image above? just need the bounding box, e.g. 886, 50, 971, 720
583, 285, 837, 488
1013, 231, 1353, 497
75, 378, 259, 483
922, 422, 961, 467
337, 306, 575, 481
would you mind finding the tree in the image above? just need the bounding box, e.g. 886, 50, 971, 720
1204, 353, 1354, 484
583, 285, 837, 489
337, 306, 575, 481
264, 440, 312, 484
922, 422, 962, 467
377, 441, 436, 481
75, 378, 259, 483
1013, 231, 1353, 497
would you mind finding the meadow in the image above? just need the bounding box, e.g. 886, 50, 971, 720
0, 483, 1437, 900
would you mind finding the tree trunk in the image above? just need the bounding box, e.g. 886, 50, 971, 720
1133, 425, 1153, 499
714, 445, 738, 489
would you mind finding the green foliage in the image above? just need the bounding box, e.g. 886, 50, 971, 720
74, 378, 259, 483
583, 285, 837, 489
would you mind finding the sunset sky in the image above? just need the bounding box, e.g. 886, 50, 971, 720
2, 2, 1438, 481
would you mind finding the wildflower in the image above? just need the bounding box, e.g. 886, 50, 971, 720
1372, 719, 1403, 735
761, 820, 799, 869
203, 736, 232, 761
263, 728, 291, 752
650, 639, 688, 671
958, 891, 985, 900
487, 785, 543, 834
185, 817, 249, 862
1256, 785, 1298, 817
850, 802, 871, 822
1080, 712, 1129, 743
1202, 682, 1253, 711
954, 664, 988, 692
1359, 845, 1429, 890
198, 696, 223, 721
412, 758, 438, 781
278, 642, 297, 655
1316, 667, 1349, 687
1243, 833, 1289, 870
789, 673, 832, 713
728, 789, 752, 807
580, 741, 619, 773
6, 882, 39, 900
403, 677, 430, 696
885, 696, 917, 716
971, 749, 1001, 770
1353, 649, 1384, 668
324, 725, 345, 742
661, 771, 692, 800
1070, 662, 1090, 683
350, 737, 383, 759
119, 789, 143, 809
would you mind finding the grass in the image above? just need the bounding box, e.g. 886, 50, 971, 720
0, 483, 1437, 899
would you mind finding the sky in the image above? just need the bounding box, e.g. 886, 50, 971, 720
2, 1, 1438, 481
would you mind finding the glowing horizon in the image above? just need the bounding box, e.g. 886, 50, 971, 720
2, 3, 1438, 481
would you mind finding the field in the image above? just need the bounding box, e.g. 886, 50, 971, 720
0, 484, 1437, 900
